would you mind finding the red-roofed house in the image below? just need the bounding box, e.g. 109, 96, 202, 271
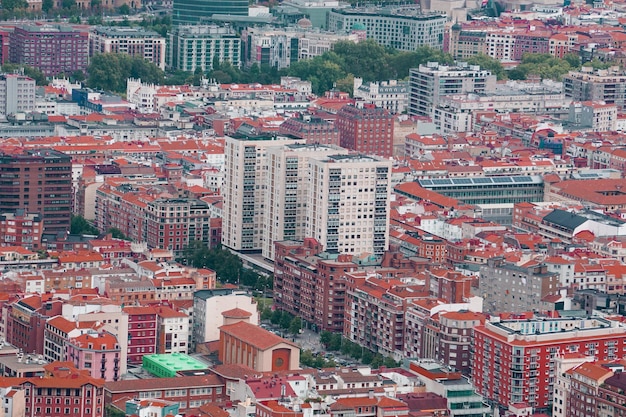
219, 321, 299, 372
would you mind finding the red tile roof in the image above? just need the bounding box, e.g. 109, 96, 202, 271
219, 321, 297, 350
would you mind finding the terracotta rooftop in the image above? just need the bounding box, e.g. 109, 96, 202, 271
219, 321, 297, 350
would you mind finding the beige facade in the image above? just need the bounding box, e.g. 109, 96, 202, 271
307, 154, 392, 255
262, 144, 348, 260
222, 136, 303, 252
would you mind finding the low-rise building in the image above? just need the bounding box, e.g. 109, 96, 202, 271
219, 321, 300, 372
89, 27, 166, 70
353, 78, 409, 114
105, 374, 226, 412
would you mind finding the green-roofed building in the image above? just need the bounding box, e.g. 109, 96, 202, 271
142, 353, 209, 378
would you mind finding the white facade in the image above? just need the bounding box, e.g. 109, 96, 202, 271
307, 154, 392, 255
167, 25, 241, 72
262, 144, 349, 260
409, 62, 497, 117
222, 136, 303, 251
326, 7, 446, 52
0, 386, 25, 417
89, 27, 166, 70
0, 74, 35, 118
159, 314, 189, 355
485, 32, 515, 62
192, 291, 258, 345
353, 78, 409, 114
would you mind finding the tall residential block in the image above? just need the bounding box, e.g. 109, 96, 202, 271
307, 154, 391, 255
0, 149, 71, 234
262, 144, 349, 260
0, 73, 36, 118
222, 136, 303, 252
10, 24, 89, 76
167, 25, 241, 72
335, 104, 394, 158
408, 62, 496, 116
89, 27, 166, 70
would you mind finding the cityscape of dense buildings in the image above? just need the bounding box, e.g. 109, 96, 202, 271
2, 0, 626, 417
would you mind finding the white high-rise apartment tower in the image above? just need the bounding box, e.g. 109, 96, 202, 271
224, 136, 392, 259
263, 144, 349, 260
222, 136, 303, 252
307, 154, 392, 256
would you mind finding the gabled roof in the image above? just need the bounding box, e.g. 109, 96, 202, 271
219, 321, 297, 350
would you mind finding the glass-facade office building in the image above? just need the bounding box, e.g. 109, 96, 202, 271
173, 0, 248, 26
414, 176, 544, 205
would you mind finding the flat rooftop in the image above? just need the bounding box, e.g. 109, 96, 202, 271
142, 353, 208, 372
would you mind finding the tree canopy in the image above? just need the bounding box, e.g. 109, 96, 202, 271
1, 64, 47, 85
287, 42, 454, 95
507, 53, 577, 81
70, 215, 99, 236
179, 241, 272, 290
87, 53, 164, 93
466, 53, 506, 80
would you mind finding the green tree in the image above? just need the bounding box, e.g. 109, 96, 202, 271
312, 355, 325, 369
335, 74, 355, 96
105, 405, 126, 417
289, 317, 302, 335
383, 356, 399, 368
61, 0, 76, 9
563, 53, 582, 69
340, 339, 352, 356
370, 353, 384, 368
320, 330, 332, 348
71, 70, 85, 82
117, 3, 130, 14
107, 227, 130, 241
42, 0, 54, 13
329, 333, 342, 351
270, 310, 283, 326
506, 53, 575, 81
361, 349, 373, 365
583, 58, 615, 70
70, 215, 99, 235
388, 46, 454, 79
1, 0, 27, 11
300, 349, 315, 367
2, 64, 47, 86
87, 53, 164, 93
261, 307, 273, 321
164, 70, 193, 86
288, 57, 347, 95
466, 53, 506, 80
279, 311, 293, 329
88, 15, 103, 25
332, 39, 393, 82
350, 343, 362, 360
